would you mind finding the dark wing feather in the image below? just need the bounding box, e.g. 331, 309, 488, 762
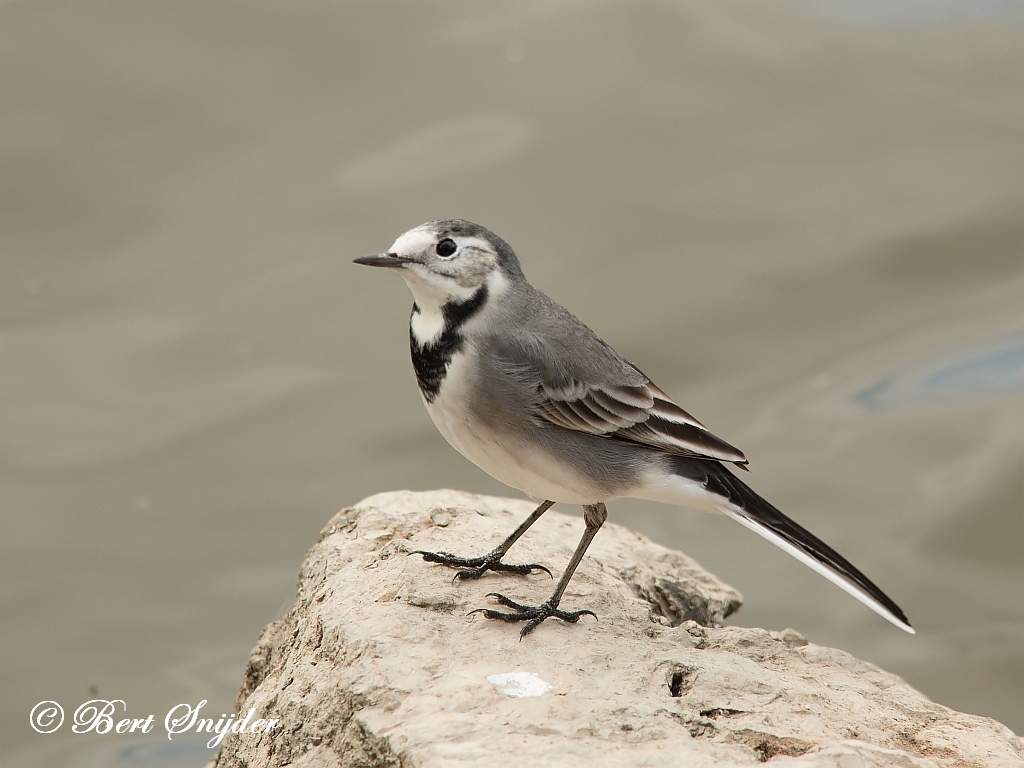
536, 377, 748, 466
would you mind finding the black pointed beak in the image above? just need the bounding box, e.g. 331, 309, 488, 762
353, 252, 416, 268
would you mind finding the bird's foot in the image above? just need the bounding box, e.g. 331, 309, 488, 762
469, 593, 597, 638
411, 550, 551, 582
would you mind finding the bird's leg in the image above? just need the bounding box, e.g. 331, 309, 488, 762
412, 500, 555, 581
471, 502, 606, 638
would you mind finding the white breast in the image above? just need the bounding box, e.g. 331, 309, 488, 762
422, 347, 605, 504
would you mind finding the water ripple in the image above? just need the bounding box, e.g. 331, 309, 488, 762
852, 332, 1024, 413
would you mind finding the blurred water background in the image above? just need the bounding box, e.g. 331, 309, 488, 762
1, 1, 1021, 764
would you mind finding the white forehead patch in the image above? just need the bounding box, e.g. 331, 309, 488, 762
389, 224, 436, 256
389, 225, 497, 259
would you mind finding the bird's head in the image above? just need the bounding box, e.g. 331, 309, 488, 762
354, 219, 522, 309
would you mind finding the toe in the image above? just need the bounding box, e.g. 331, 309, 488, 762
519, 618, 544, 639
486, 592, 531, 611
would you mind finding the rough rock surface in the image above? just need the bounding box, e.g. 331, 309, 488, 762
213, 490, 1022, 768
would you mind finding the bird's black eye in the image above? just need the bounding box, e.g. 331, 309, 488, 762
435, 238, 457, 258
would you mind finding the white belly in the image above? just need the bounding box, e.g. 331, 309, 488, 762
422, 351, 604, 504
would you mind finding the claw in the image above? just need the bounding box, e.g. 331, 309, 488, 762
469, 592, 598, 638
412, 549, 551, 580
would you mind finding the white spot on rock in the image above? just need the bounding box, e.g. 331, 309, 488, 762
487, 671, 552, 698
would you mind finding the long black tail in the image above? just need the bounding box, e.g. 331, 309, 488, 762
674, 457, 913, 633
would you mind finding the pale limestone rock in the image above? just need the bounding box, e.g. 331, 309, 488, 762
214, 490, 1022, 768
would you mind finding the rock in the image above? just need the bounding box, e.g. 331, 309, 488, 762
213, 490, 1022, 768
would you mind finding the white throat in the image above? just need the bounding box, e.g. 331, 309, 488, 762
402, 268, 470, 347
409, 298, 446, 347
402, 268, 508, 347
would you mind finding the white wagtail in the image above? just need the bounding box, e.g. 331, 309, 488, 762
355, 220, 914, 637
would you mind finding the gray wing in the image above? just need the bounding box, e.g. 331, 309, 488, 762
484, 297, 748, 466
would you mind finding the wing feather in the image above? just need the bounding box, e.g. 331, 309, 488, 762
590, 390, 649, 423
564, 400, 611, 432
534, 379, 748, 466
650, 396, 706, 428
481, 301, 747, 466
539, 401, 594, 432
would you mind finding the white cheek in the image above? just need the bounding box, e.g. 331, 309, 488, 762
400, 266, 475, 311
485, 268, 509, 299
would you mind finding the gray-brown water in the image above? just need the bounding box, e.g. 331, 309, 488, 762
2, 1, 1021, 764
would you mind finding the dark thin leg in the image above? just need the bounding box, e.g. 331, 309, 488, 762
412, 500, 555, 581
471, 502, 607, 638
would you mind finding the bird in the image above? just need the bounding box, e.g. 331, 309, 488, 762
354, 219, 914, 638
